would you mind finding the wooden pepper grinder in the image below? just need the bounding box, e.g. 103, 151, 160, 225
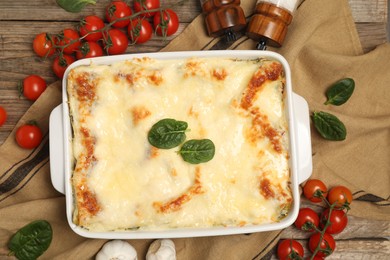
246, 0, 300, 49
201, 0, 247, 42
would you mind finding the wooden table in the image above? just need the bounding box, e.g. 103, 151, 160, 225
0, 0, 389, 259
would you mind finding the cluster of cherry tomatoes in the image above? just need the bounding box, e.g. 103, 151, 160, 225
277, 179, 353, 259
32, 0, 179, 78
0, 0, 179, 150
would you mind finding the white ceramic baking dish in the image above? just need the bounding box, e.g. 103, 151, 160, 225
49, 50, 312, 239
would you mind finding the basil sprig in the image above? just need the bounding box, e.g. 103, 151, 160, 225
8, 220, 53, 260
148, 118, 188, 149
56, 0, 97, 13
147, 118, 215, 164
324, 78, 355, 106
312, 111, 346, 141
178, 139, 215, 164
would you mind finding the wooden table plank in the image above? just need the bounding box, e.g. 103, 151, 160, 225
348, 0, 388, 23
270, 239, 390, 259
282, 215, 390, 240
0, 0, 201, 22
274, 201, 390, 258
356, 23, 389, 52
1, 0, 388, 23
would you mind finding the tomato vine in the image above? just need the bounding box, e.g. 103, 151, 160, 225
277, 180, 352, 259
33, 1, 180, 78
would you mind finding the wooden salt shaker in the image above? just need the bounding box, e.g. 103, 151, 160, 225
246, 0, 300, 49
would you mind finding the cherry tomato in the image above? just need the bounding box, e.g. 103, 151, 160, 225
133, 0, 160, 17
308, 232, 336, 258
128, 18, 153, 44
105, 0, 132, 28
15, 123, 43, 149
303, 179, 328, 203
328, 185, 353, 208
294, 207, 320, 232
21, 75, 47, 101
0, 106, 7, 127
277, 239, 304, 260
56, 28, 81, 54
79, 15, 105, 42
52, 54, 75, 79
76, 41, 104, 59
320, 208, 348, 234
32, 33, 56, 57
103, 29, 129, 55
153, 9, 179, 36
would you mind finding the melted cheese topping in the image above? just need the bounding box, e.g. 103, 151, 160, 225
67, 57, 292, 231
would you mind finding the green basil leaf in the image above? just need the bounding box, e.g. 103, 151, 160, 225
312, 111, 346, 141
56, 0, 97, 13
324, 78, 355, 106
179, 139, 215, 164
8, 220, 52, 260
148, 118, 188, 149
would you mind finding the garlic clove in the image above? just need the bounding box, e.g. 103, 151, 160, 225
96, 240, 138, 260
146, 239, 176, 260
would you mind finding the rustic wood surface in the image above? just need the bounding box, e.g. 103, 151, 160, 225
0, 0, 389, 259
273, 201, 390, 259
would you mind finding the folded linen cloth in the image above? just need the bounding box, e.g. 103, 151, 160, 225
1, 0, 389, 259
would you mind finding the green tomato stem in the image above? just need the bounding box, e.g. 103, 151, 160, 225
309, 203, 335, 260
51, 7, 167, 55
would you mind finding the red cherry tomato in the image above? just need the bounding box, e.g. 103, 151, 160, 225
52, 54, 75, 79
103, 29, 129, 55
56, 28, 81, 54
277, 239, 304, 260
0, 106, 7, 127
21, 75, 47, 101
303, 179, 328, 203
320, 208, 348, 234
15, 123, 43, 149
294, 207, 320, 232
133, 0, 160, 17
76, 41, 104, 59
308, 232, 336, 258
105, 0, 132, 28
32, 33, 56, 57
153, 9, 179, 36
128, 18, 153, 44
79, 15, 105, 42
328, 185, 353, 208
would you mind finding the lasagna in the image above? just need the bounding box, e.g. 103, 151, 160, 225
66, 56, 292, 232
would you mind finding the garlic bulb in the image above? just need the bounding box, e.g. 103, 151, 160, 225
146, 239, 176, 260
96, 240, 138, 260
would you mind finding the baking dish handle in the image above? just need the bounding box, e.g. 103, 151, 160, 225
292, 93, 313, 184
49, 104, 65, 194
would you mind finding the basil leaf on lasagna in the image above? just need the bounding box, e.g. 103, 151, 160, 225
179, 139, 215, 164
148, 118, 188, 149
312, 111, 346, 141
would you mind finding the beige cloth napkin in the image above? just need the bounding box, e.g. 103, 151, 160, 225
1, 0, 389, 259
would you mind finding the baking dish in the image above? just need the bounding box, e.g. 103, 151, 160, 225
49, 50, 312, 239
